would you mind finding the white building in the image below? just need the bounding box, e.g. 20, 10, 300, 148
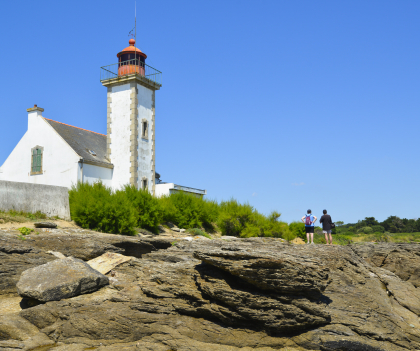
0, 39, 205, 197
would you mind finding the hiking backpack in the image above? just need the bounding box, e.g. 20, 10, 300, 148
305, 215, 312, 226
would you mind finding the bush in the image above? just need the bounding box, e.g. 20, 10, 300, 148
229, 210, 290, 239
357, 226, 373, 234
18, 227, 33, 235
159, 191, 218, 230
371, 225, 385, 233
123, 185, 162, 233
289, 222, 306, 240
69, 182, 137, 235
217, 199, 255, 236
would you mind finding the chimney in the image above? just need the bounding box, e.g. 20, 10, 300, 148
27, 104, 44, 130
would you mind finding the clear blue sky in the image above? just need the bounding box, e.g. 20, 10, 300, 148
0, 0, 419, 224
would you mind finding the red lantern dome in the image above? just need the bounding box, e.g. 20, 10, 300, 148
117, 39, 147, 76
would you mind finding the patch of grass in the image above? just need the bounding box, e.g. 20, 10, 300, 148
0, 209, 48, 223
188, 228, 212, 239
311, 232, 420, 245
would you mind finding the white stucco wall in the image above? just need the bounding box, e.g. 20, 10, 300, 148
155, 183, 174, 197
0, 111, 80, 188
137, 84, 154, 193
109, 83, 132, 190
82, 163, 113, 188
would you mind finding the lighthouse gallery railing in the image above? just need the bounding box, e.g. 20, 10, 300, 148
100, 59, 162, 86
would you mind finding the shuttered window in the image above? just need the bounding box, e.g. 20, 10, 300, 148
31, 147, 43, 174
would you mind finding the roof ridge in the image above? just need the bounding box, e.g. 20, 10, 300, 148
43, 118, 106, 137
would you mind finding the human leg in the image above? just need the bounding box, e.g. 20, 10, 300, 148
306, 227, 311, 243
328, 233, 333, 244
324, 231, 329, 244
306, 227, 314, 243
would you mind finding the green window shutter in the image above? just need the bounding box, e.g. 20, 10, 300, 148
32, 148, 42, 173
36, 149, 42, 172
32, 149, 36, 173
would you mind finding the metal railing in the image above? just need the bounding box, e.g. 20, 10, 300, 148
100, 59, 162, 86
173, 184, 207, 195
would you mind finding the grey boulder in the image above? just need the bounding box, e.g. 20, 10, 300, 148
16, 257, 109, 302
34, 222, 57, 228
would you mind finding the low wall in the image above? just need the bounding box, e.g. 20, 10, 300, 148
0, 180, 70, 220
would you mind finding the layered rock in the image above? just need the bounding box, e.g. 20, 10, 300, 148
0, 229, 165, 295
1, 231, 420, 350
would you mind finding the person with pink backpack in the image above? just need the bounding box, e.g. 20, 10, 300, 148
301, 209, 317, 244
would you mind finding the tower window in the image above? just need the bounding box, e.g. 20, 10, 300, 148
31, 146, 43, 175
142, 178, 148, 190
141, 119, 148, 139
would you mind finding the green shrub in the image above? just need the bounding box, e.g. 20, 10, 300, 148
374, 232, 391, 242
69, 182, 137, 235
289, 222, 306, 240
358, 226, 373, 234
123, 185, 163, 233
159, 192, 218, 230
232, 210, 289, 239
217, 199, 255, 236
18, 227, 33, 235
371, 225, 385, 233
281, 226, 296, 242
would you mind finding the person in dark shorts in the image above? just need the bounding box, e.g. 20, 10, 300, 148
301, 209, 317, 244
320, 209, 333, 245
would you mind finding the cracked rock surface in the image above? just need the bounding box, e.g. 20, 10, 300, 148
1, 230, 420, 350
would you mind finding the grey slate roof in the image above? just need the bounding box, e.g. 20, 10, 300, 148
44, 118, 112, 168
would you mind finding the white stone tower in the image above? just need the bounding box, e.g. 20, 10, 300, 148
101, 39, 162, 193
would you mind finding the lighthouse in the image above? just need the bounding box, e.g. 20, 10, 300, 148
100, 39, 162, 194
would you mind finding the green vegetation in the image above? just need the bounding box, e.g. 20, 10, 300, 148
312, 231, 420, 245
69, 182, 137, 235
0, 209, 47, 223
69, 182, 292, 239
336, 216, 420, 235
17, 227, 34, 235
123, 185, 163, 233
188, 228, 212, 239
160, 191, 219, 231
68, 182, 420, 244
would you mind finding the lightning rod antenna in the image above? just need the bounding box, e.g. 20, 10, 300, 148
135, 1, 137, 74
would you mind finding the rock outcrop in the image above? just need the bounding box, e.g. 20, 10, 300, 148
17, 257, 109, 302
2, 230, 420, 350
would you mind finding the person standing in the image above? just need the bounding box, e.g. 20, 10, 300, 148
320, 209, 333, 245
301, 209, 317, 244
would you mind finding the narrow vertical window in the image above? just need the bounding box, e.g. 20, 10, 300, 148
31, 146, 43, 175
141, 119, 148, 139
142, 178, 148, 190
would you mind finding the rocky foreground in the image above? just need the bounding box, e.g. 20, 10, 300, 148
1, 228, 420, 350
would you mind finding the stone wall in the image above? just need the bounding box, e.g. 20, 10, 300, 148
0, 180, 70, 220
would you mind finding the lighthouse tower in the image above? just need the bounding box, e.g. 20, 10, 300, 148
100, 39, 162, 193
